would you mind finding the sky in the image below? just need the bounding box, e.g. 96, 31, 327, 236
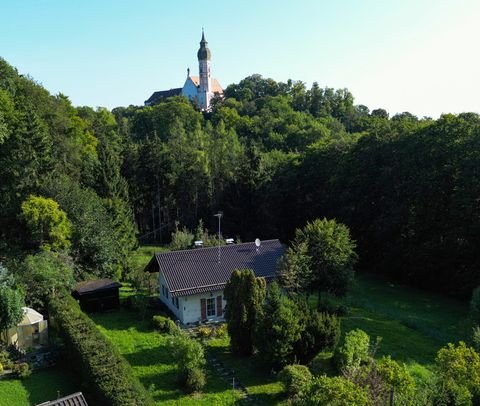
1, 0, 479, 118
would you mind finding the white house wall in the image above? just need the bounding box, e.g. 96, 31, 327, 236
158, 271, 182, 320
181, 289, 226, 324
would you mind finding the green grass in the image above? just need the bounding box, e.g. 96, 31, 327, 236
91, 309, 243, 405
333, 273, 473, 371
0, 366, 80, 406
131, 245, 168, 273
206, 337, 286, 406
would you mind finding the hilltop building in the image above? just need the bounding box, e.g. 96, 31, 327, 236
145, 31, 223, 111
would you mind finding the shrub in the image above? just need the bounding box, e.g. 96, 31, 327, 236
278, 364, 313, 397
294, 375, 370, 405
376, 356, 415, 399
169, 225, 194, 251
185, 367, 206, 393
49, 294, 154, 406
215, 323, 228, 338
12, 362, 31, 378
295, 309, 341, 364
473, 326, 480, 352
152, 315, 177, 334
0, 362, 3, 374
335, 329, 370, 371
167, 331, 207, 392
197, 326, 214, 339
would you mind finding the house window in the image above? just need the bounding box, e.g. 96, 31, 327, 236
162, 285, 165, 296
165, 288, 169, 299
206, 298, 215, 317
175, 297, 179, 309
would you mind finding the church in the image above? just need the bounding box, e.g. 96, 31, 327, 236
145, 31, 223, 111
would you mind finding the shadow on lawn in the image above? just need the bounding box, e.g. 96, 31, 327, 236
91, 308, 153, 333
22, 366, 81, 405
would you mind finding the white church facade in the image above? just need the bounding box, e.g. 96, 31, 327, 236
145, 31, 223, 111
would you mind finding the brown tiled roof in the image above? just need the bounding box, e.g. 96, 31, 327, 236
145, 88, 182, 105
188, 76, 224, 94
73, 279, 122, 295
146, 239, 284, 297
36, 392, 88, 406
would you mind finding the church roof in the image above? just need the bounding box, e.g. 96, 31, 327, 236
144, 88, 182, 105
188, 76, 224, 94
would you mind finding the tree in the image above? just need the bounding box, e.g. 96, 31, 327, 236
17, 251, 75, 312
278, 240, 312, 295
435, 342, 480, 403
0, 285, 24, 341
335, 329, 370, 371
223, 269, 266, 356
294, 218, 357, 298
255, 282, 303, 367
20, 195, 72, 251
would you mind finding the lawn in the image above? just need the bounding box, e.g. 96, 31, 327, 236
91, 309, 243, 405
333, 273, 472, 370
0, 365, 80, 406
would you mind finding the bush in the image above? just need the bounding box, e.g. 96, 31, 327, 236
49, 294, 154, 406
185, 367, 206, 393
278, 364, 313, 397
294, 375, 370, 405
12, 362, 30, 378
473, 326, 480, 352
197, 326, 214, 339
215, 323, 228, 338
295, 309, 341, 364
152, 315, 177, 334
167, 331, 207, 393
0, 362, 3, 374
335, 329, 370, 371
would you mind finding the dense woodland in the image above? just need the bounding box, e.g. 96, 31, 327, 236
1, 57, 480, 299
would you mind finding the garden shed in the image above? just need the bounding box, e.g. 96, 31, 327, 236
72, 279, 122, 313
5, 307, 48, 349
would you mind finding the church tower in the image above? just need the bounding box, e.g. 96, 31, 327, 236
197, 30, 213, 110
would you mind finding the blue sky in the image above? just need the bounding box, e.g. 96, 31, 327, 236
1, 0, 479, 117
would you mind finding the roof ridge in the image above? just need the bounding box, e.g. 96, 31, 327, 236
154, 239, 280, 257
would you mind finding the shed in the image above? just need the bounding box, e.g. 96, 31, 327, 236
72, 279, 122, 313
36, 392, 88, 406
5, 307, 48, 349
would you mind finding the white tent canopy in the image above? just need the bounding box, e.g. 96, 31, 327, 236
18, 307, 44, 326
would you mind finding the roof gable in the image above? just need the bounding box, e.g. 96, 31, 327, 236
149, 239, 284, 297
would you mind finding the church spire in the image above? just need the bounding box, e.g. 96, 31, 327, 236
197, 29, 211, 61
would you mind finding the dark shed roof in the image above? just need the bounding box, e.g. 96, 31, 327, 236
145, 88, 182, 105
36, 392, 88, 406
146, 239, 285, 297
73, 279, 122, 295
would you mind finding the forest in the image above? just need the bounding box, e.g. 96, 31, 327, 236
1, 57, 479, 298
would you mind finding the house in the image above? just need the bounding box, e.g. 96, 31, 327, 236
145, 30, 223, 110
4, 307, 48, 349
72, 279, 122, 313
145, 239, 285, 324
36, 392, 88, 406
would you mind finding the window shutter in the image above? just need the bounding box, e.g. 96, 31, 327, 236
216, 295, 223, 316
201, 298, 207, 320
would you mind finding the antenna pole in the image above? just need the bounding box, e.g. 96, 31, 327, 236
214, 212, 223, 263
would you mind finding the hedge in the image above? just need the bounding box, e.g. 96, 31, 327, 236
49, 294, 154, 406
